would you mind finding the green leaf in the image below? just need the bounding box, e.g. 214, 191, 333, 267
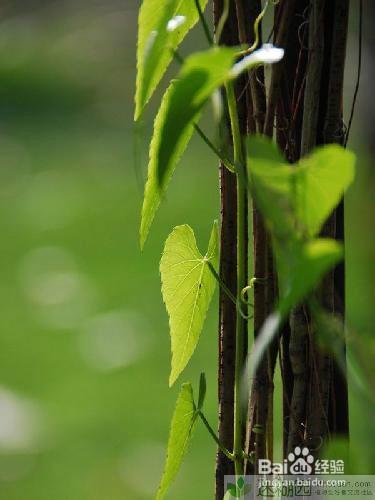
247, 135, 356, 238
295, 146, 356, 237
140, 82, 179, 249
135, 0, 209, 120
140, 46, 285, 247
140, 47, 236, 248
277, 238, 344, 314
160, 222, 218, 386
156, 383, 197, 500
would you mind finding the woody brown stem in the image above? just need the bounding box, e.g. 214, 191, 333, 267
214, 1, 239, 495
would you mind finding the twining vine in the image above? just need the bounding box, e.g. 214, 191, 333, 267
134, 1, 359, 498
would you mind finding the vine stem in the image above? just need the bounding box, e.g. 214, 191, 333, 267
225, 80, 247, 477
197, 411, 234, 461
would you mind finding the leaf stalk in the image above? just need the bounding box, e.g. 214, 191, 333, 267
197, 410, 234, 461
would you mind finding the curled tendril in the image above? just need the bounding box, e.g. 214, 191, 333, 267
240, 285, 253, 306
215, 0, 229, 45
207, 262, 252, 320
240, 0, 278, 57
240, 277, 267, 305
238, 307, 253, 321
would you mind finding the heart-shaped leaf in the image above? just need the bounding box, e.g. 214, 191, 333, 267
156, 383, 197, 500
135, 0, 209, 120
160, 222, 218, 386
247, 135, 356, 239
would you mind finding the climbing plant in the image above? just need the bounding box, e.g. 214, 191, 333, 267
135, 0, 358, 498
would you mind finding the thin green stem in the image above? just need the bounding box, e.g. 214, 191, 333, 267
225, 80, 247, 476
215, 0, 229, 44
197, 410, 234, 461
194, 125, 235, 173
171, 49, 235, 173
194, 0, 213, 46
207, 262, 252, 320
239, 0, 270, 56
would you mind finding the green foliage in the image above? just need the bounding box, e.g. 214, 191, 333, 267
247, 136, 356, 377
156, 383, 197, 500
247, 135, 356, 308
135, 0, 359, 486
140, 47, 236, 247
160, 222, 218, 386
140, 48, 286, 247
139, 82, 179, 249
248, 135, 356, 239
135, 0, 208, 120
277, 239, 343, 315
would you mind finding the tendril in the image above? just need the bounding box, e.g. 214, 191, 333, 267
239, 0, 278, 57
207, 262, 252, 320
240, 285, 253, 306
215, 0, 229, 45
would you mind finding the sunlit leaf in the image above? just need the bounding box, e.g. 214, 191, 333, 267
135, 0, 209, 120
140, 82, 179, 249
156, 383, 197, 500
140, 47, 284, 247
247, 135, 356, 238
140, 47, 235, 248
160, 222, 218, 386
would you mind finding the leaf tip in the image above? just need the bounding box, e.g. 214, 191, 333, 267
168, 370, 178, 388
134, 106, 141, 122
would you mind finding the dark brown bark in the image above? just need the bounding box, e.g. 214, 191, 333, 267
272, 0, 350, 457
311, 0, 350, 444
273, 0, 309, 455
214, 1, 350, 493
216, 163, 237, 496
264, 0, 298, 138
287, 306, 309, 452
214, 2, 238, 495
294, 0, 328, 454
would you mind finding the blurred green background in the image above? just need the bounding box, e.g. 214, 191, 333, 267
0, 1, 373, 499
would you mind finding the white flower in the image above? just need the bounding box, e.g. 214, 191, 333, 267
230, 43, 284, 78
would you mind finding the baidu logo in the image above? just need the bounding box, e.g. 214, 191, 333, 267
258, 446, 315, 475
288, 446, 314, 475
